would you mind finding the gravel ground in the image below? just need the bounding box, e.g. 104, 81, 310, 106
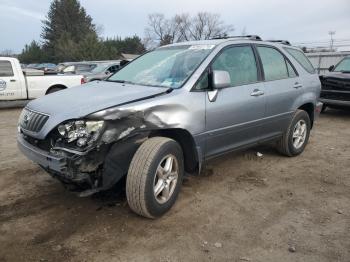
0, 108, 349, 262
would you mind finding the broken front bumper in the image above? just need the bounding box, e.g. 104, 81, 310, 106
17, 133, 140, 195
17, 134, 67, 173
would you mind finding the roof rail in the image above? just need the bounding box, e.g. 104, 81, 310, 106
267, 40, 291, 46
211, 35, 262, 41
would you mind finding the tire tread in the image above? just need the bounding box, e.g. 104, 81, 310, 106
277, 109, 310, 157
126, 137, 175, 218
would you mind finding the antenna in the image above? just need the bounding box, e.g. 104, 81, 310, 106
328, 31, 336, 51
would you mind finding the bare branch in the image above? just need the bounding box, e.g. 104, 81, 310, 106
144, 12, 234, 47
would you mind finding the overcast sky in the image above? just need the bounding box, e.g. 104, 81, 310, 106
1, 0, 350, 53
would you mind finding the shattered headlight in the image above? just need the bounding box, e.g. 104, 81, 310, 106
57, 120, 104, 147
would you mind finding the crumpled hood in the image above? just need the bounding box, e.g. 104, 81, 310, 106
25, 81, 169, 139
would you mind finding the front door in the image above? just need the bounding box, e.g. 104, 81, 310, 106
205, 45, 266, 158
0, 60, 23, 100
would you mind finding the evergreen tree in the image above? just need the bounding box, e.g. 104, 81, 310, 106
18, 41, 46, 64
76, 34, 107, 60
41, 0, 97, 62
18, 0, 146, 63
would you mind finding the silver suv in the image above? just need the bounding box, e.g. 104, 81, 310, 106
17, 36, 322, 218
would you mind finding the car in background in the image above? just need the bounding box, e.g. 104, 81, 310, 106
83, 62, 121, 82
0, 57, 84, 101
57, 62, 98, 74
320, 56, 350, 111
35, 63, 57, 74
26, 63, 40, 69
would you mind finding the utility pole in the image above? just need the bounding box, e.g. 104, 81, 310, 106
328, 31, 336, 51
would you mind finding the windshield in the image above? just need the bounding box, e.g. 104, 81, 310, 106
334, 58, 350, 72
108, 45, 215, 88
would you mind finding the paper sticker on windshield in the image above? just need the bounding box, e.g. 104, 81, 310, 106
189, 45, 215, 50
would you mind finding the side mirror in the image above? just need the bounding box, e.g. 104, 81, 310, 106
105, 70, 110, 75
328, 65, 335, 72
212, 70, 231, 89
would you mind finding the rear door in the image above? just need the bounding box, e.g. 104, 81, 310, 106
0, 60, 23, 100
204, 45, 266, 158
255, 45, 301, 139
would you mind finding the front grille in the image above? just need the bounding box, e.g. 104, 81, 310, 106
321, 78, 350, 91
19, 108, 49, 133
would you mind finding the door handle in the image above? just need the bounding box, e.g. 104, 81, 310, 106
250, 89, 264, 97
293, 82, 302, 89
10, 79, 16, 82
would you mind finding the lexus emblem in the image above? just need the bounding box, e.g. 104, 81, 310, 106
23, 111, 33, 126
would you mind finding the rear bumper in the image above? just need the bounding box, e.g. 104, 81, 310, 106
319, 98, 350, 107
17, 134, 67, 173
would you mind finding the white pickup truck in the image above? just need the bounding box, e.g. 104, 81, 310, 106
0, 57, 84, 101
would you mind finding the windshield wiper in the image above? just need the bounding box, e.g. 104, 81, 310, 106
106, 79, 125, 83
106, 79, 135, 85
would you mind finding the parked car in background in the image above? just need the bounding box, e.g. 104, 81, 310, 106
35, 63, 57, 74
57, 62, 98, 74
83, 62, 121, 82
26, 63, 40, 69
320, 56, 350, 111
0, 57, 84, 101
17, 36, 322, 218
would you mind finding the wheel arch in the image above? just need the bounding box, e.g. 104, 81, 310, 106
298, 102, 315, 128
45, 84, 67, 94
149, 128, 199, 173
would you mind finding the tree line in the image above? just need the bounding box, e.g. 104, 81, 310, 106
17, 0, 234, 64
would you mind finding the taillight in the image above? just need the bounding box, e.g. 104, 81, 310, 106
81, 78, 87, 84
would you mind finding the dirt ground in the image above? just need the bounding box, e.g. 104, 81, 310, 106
0, 108, 349, 262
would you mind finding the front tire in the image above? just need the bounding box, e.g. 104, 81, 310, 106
277, 110, 311, 156
126, 137, 184, 218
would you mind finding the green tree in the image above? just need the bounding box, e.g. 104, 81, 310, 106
18, 41, 46, 63
18, 0, 146, 63
41, 0, 97, 62
102, 36, 146, 59
76, 34, 107, 60
54, 32, 79, 61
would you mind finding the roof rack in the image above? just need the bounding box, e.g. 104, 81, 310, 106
211, 35, 262, 41
267, 40, 291, 46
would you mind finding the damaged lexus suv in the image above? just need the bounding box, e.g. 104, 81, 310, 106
17, 36, 322, 218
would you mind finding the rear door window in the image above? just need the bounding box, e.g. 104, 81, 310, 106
257, 46, 289, 81
0, 61, 14, 77
284, 47, 315, 74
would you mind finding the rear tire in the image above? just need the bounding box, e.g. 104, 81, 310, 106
277, 110, 311, 157
126, 137, 184, 219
